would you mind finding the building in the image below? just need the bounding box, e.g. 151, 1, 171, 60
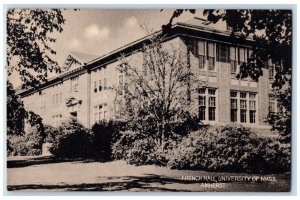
18, 17, 277, 131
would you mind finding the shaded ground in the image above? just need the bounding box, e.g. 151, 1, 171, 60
7, 156, 291, 192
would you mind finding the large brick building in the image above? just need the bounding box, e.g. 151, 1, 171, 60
18, 17, 277, 130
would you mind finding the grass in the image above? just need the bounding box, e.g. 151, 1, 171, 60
7, 155, 291, 192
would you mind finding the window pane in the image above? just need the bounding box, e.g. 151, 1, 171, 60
103, 78, 107, 90
250, 111, 256, 123
269, 102, 275, 113
199, 96, 206, 106
208, 89, 215, 95
231, 99, 237, 109
240, 92, 247, 98
269, 66, 275, 79
231, 109, 237, 122
249, 93, 256, 99
208, 57, 215, 70
207, 42, 214, 57
230, 46, 236, 60
239, 48, 245, 63
230, 60, 237, 73
240, 100, 247, 109
209, 107, 215, 121
249, 100, 256, 110
199, 88, 205, 94
199, 55, 205, 69
241, 110, 247, 123
230, 91, 237, 97
199, 106, 205, 120
198, 41, 205, 56
219, 43, 229, 62
209, 97, 216, 107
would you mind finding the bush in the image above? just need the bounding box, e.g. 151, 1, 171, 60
112, 130, 141, 160
90, 120, 125, 161
112, 130, 171, 166
167, 125, 290, 173
7, 126, 43, 156
44, 125, 59, 143
49, 118, 92, 158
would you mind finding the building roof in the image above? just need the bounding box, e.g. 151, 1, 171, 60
61, 51, 98, 72
69, 51, 98, 64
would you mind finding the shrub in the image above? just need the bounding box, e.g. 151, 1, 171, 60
49, 118, 92, 158
90, 120, 125, 161
167, 125, 290, 173
44, 125, 59, 143
112, 130, 171, 166
7, 126, 43, 156
111, 130, 141, 160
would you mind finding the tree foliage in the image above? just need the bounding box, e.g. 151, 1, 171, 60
117, 36, 197, 148
6, 9, 66, 136
164, 9, 292, 142
7, 9, 65, 87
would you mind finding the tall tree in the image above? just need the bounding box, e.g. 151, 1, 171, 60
116, 36, 197, 148
6, 9, 66, 135
163, 9, 292, 142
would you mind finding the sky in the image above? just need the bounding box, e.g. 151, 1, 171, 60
8, 9, 205, 87
50, 9, 204, 67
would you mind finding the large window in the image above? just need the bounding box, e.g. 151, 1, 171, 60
199, 88, 217, 122
94, 103, 108, 123
230, 91, 257, 124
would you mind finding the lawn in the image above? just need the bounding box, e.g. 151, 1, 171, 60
7, 156, 291, 192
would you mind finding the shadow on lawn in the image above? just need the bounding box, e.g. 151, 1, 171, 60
7, 156, 96, 168
7, 174, 197, 192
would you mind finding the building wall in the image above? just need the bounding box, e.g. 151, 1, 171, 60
20, 34, 274, 130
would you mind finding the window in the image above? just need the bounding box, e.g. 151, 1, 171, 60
198, 88, 217, 122
230, 46, 237, 73
198, 41, 206, 69
240, 92, 247, 123
99, 80, 102, 92
94, 81, 97, 93
238, 47, 246, 64
269, 95, 277, 113
230, 91, 238, 122
103, 78, 107, 90
94, 103, 108, 123
268, 60, 276, 79
207, 42, 215, 71
70, 77, 79, 93
231, 91, 257, 124
217, 43, 229, 63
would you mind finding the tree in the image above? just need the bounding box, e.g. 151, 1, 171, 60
6, 9, 66, 136
163, 9, 292, 142
116, 36, 198, 149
